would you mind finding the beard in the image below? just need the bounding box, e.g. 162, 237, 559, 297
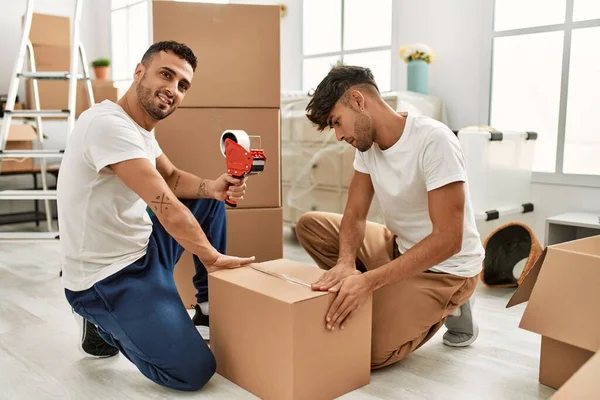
353, 112, 373, 152
136, 75, 175, 121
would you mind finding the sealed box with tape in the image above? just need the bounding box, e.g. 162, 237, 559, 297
208, 259, 372, 400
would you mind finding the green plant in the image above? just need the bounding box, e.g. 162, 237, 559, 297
91, 57, 111, 67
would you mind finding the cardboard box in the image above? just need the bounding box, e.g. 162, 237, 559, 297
76, 80, 125, 118
209, 259, 372, 400
152, 1, 280, 108
29, 45, 71, 71
0, 124, 37, 173
29, 13, 70, 47
553, 351, 600, 399
507, 235, 600, 393
174, 207, 283, 306
155, 108, 281, 209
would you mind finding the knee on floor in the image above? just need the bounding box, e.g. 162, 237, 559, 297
370, 347, 409, 370
159, 350, 217, 391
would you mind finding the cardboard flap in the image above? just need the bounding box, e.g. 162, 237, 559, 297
553, 235, 600, 256
506, 248, 547, 308
519, 247, 600, 352
552, 351, 600, 399
211, 259, 329, 304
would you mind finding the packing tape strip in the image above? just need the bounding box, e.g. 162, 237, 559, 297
249, 264, 311, 288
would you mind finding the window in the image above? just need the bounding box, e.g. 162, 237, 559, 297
302, 0, 393, 93
490, 0, 600, 182
110, 1, 229, 88
110, 0, 150, 87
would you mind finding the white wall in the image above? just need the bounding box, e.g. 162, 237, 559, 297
393, 0, 493, 130
0, 0, 111, 100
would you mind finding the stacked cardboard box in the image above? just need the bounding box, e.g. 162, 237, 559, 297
152, 1, 282, 306
26, 13, 123, 117
0, 124, 37, 173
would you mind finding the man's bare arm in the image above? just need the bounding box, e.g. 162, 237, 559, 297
337, 171, 375, 265
156, 153, 214, 199
111, 158, 218, 263
364, 181, 465, 291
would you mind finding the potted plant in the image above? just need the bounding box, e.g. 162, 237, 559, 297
91, 57, 111, 80
398, 44, 434, 94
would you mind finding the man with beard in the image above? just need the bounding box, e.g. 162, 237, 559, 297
56, 41, 254, 390
296, 65, 485, 369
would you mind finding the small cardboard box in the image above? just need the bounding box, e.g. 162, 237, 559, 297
155, 107, 281, 209
152, 1, 280, 108
0, 124, 37, 173
507, 235, 600, 393
174, 207, 283, 306
209, 259, 372, 400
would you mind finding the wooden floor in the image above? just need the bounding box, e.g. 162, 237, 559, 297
0, 223, 555, 400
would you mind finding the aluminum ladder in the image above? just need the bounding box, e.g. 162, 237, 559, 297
0, 0, 94, 242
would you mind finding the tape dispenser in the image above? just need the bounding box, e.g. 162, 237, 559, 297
219, 130, 266, 207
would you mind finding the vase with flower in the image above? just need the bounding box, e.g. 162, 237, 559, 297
398, 44, 434, 94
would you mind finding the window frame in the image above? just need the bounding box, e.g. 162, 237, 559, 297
109, 0, 152, 87
489, 0, 600, 188
300, 0, 395, 93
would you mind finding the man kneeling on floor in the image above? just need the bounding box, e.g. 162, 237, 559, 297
297, 65, 485, 369
56, 41, 254, 391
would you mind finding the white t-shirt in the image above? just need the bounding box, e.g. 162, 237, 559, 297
56, 100, 163, 291
353, 113, 484, 277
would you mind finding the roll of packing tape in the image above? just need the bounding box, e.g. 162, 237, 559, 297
220, 130, 250, 155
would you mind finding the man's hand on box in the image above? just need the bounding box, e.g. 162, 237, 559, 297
325, 274, 371, 331
204, 253, 255, 273
311, 262, 361, 292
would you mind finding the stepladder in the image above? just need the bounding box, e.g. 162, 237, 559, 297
0, 0, 94, 242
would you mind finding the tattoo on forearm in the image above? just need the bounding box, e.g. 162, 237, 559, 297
173, 174, 181, 192
197, 181, 209, 198
151, 193, 172, 213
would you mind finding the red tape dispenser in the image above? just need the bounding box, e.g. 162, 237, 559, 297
219, 130, 266, 207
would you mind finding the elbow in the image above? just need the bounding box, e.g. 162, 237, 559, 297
157, 201, 189, 230
448, 233, 463, 256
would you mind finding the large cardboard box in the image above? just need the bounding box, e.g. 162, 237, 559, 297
76, 80, 125, 118
174, 207, 283, 306
209, 259, 372, 400
152, 1, 280, 108
29, 13, 70, 47
0, 124, 37, 173
155, 108, 281, 209
507, 235, 600, 394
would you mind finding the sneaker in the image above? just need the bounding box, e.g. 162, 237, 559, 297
74, 312, 119, 358
443, 297, 479, 347
192, 302, 210, 341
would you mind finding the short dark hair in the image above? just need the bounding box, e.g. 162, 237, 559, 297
305, 65, 380, 131
141, 40, 197, 71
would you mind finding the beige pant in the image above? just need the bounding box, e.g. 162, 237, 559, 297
295, 212, 478, 369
